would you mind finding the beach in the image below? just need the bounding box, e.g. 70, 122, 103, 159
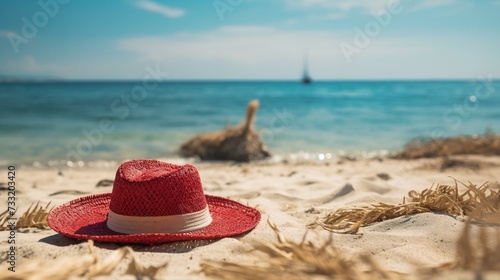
2, 0, 500, 278
1, 155, 499, 279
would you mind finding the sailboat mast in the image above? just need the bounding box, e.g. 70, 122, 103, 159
302, 52, 312, 84
303, 52, 309, 76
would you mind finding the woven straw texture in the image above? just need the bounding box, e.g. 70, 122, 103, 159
48, 194, 261, 245
110, 160, 207, 216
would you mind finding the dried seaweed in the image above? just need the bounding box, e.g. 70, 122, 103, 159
0, 240, 168, 280
308, 182, 500, 234
392, 134, 500, 159
0, 202, 52, 230
200, 219, 402, 280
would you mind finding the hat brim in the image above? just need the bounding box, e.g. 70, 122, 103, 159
48, 194, 261, 245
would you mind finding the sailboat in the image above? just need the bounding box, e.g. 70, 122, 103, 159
301, 53, 312, 85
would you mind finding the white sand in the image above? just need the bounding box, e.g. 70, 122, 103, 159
0, 155, 499, 279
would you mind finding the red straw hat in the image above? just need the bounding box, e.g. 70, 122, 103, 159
48, 159, 261, 245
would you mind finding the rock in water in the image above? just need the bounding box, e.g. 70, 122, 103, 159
179, 100, 271, 162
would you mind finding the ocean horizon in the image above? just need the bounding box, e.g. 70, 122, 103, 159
2, 78, 497, 83
1, 80, 499, 166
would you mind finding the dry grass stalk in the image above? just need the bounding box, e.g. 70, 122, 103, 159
0, 209, 11, 231
0, 254, 96, 280
391, 134, 500, 159
179, 99, 271, 162
0, 201, 52, 231
0, 240, 168, 280
200, 220, 399, 280
452, 219, 500, 271
427, 195, 500, 277
308, 182, 500, 234
123, 247, 167, 277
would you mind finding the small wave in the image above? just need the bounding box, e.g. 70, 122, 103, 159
3, 149, 393, 169
270, 150, 390, 163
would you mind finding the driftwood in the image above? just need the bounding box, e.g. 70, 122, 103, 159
179, 100, 271, 162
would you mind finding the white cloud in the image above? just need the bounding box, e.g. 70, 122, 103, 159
5, 55, 71, 76
218, 25, 275, 34
284, 12, 346, 26
286, 0, 390, 13
281, 0, 464, 26
117, 26, 458, 80
118, 27, 337, 79
324, 12, 347, 20
118, 26, 333, 65
0, 30, 15, 39
135, 0, 185, 18
116, 23, 500, 80
410, 0, 457, 12
286, 0, 459, 13
3, 27, 495, 80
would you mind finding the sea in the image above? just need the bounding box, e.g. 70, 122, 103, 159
1, 80, 499, 167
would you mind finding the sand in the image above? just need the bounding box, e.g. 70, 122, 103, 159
0, 155, 499, 279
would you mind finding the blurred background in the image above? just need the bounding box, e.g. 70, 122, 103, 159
0, 0, 499, 165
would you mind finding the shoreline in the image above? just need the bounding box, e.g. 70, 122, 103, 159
4, 133, 499, 169
3, 151, 498, 172
0, 149, 395, 169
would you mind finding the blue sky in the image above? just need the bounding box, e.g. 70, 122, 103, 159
0, 0, 499, 80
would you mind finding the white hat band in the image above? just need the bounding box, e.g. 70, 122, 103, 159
106, 206, 212, 234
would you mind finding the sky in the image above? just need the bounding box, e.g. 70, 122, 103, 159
0, 0, 499, 80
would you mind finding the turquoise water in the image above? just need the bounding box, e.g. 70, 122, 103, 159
1, 81, 499, 165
